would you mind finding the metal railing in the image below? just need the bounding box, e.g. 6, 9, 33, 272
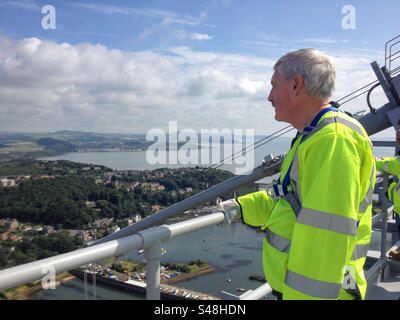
385, 35, 400, 75
0, 211, 225, 299
366, 171, 390, 282
366, 167, 400, 288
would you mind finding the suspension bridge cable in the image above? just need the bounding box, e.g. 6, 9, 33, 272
336, 79, 379, 105
206, 124, 293, 170
211, 125, 295, 170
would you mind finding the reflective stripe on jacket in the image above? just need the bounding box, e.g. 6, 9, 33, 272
238, 110, 375, 300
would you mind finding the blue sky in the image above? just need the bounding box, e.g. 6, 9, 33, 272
1, 1, 397, 55
0, 0, 399, 136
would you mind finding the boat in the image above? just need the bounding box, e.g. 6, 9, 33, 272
249, 274, 266, 283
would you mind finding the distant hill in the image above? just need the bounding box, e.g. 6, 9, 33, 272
35, 138, 76, 153
0, 131, 150, 161
54, 130, 95, 135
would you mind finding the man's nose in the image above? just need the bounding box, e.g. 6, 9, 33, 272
267, 91, 273, 103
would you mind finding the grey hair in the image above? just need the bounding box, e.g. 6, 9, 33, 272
274, 48, 336, 101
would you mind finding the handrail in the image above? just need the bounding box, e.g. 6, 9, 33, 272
0, 212, 224, 294
221, 282, 273, 300
385, 34, 400, 71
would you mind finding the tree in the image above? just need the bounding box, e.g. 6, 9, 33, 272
96, 200, 108, 208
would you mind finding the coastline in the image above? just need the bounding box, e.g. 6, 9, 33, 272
162, 265, 217, 285
0, 259, 220, 300
70, 269, 219, 300
1, 272, 76, 300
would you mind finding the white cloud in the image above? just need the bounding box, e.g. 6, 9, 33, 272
71, 3, 174, 19
0, 36, 272, 134
0, 36, 390, 137
0, 0, 40, 11
191, 33, 213, 41
72, 3, 207, 28
71, 3, 210, 43
299, 38, 338, 44
215, 0, 232, 7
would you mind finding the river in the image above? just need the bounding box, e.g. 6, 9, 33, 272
33, 136, 394, 300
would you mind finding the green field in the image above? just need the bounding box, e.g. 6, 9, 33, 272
0, 142, 44, 154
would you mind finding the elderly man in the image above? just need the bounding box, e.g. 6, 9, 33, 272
219, 48, 375, 300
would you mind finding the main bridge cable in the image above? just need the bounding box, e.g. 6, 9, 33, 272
205, 124, 294, 171
336, 80, 380, 115
211, 125, 294, 170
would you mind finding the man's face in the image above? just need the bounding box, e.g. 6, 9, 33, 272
268, 70, 294, 123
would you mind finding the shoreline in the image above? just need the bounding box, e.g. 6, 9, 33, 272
1, 272, 77, 300
162, 266, 217, 285
62, 258, 220, 300
2, 260, 219, 300
70, 269, 219, 300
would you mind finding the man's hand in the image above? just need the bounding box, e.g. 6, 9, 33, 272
216, 199, 242, 226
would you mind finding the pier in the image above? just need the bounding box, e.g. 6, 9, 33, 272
70, 269, 219, 300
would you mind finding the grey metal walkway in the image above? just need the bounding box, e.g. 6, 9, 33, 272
366, 259, 400, 300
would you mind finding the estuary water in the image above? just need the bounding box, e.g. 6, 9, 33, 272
39, 136, 395, 174
35, 136, 395, 300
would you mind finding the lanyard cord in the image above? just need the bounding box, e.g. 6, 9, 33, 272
280, 107, 338, 194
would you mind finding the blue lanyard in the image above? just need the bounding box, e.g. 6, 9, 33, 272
280, 107, 338, 195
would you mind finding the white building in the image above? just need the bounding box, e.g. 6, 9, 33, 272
1, 179, 16, 187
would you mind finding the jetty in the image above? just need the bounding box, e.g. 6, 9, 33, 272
70, 269, 219, 300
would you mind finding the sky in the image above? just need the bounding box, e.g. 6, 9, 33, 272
0, 0, 399, 137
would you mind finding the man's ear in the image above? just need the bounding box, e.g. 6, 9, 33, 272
292, 74, 304, 95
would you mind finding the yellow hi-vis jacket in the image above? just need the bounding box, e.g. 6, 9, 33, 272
376, 157, 400, 216
238, 109, 375, 300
